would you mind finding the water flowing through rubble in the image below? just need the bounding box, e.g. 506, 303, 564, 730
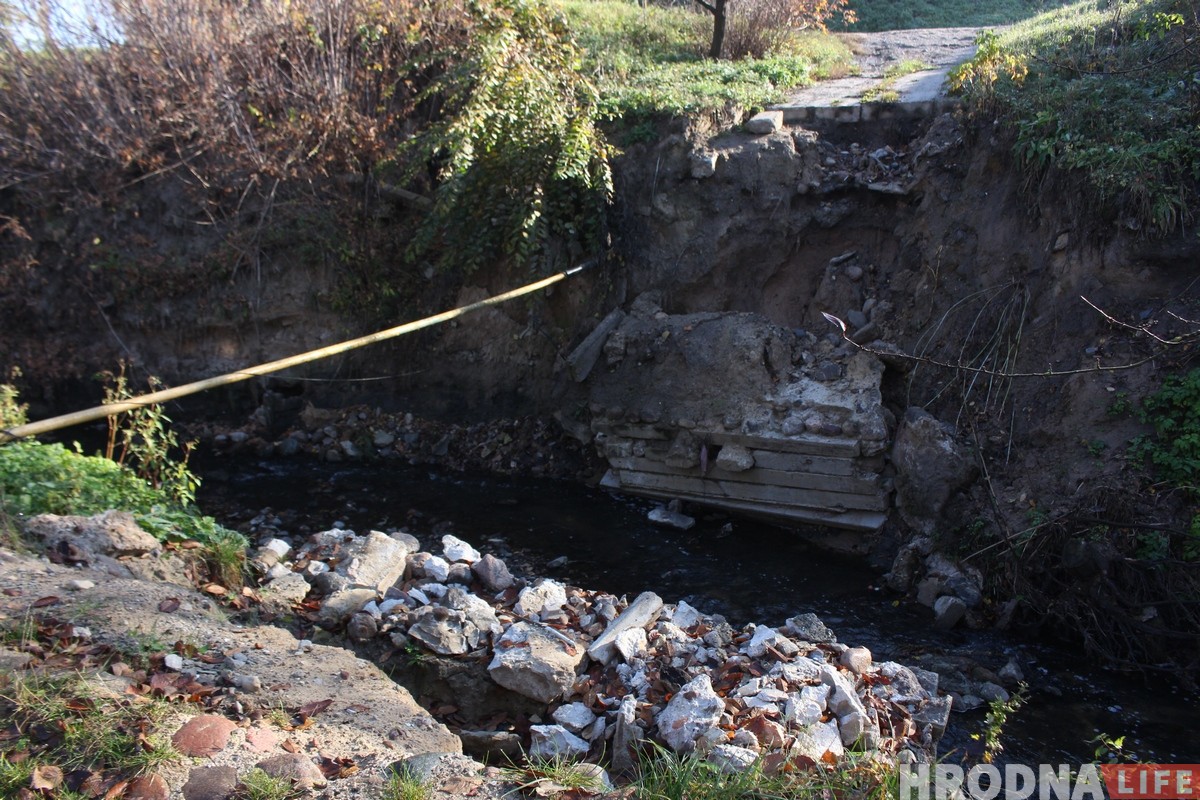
197, 457, 1198, 765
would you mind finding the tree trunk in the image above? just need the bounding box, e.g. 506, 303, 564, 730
708, 0, 728, 59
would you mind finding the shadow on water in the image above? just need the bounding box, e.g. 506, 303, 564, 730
196, 456, 1199, 766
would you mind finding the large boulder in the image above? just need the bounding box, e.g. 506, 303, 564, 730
487, 622, 583, 703
655, 674, 724, 754
891, 408, 977, 534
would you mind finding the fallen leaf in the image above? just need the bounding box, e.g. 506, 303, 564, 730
31, 764, 64, 790
102, 778, 129, 800
297, 699, 333, 718
78, 771, 108, 797
2, 588, 21, 596
442, 776, 482, 794
202, 584, 226, 596
156, 598, 181, 614
123, 773, 168, 800
178, 540, 203, 550
31, 596, 60, 608
281, 739, 299, 753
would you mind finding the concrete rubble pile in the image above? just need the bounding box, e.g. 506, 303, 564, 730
567, 293, 893, 536
256, 528, 953, 771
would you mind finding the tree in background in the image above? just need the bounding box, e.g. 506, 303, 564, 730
694, 0, 856, 59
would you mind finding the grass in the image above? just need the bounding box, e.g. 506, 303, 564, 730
383, 767, 432, 800
840, 0, 1075, 31
633, 744, 900, 800
236, 768, 301, 800
950, 0, 1200, 234
557, 0, 855, 120
0, 672, 177, 795
501, 755, 608, 795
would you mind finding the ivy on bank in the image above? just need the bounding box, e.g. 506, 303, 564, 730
400, 0, 614, 276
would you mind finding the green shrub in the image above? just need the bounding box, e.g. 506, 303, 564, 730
951, 0, 1200, 234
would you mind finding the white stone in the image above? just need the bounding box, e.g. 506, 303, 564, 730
67, 579, 95, 591
265, 563, 291, 581
656, 675, 725, 754
407, 587, 430, 606
488, 622, 584, 703
423, 555, 451, 583
163, 653, 184, 671
771, 659, 821, 685
744, 688, 789, 709
690, 150, 718, 179
614, 627, 648, 662
819, 665, 867, 719
742, 625, 799, 658
302, 561, 329, 578
586, 716, 606, 741
262, 538, 292, 559
361, 600, 382, 619
792, 720, 844, 761
515, 579, 568, 618
588, 591, 663, 665
408, 607, 471, 655
418, 582, 448, 599
669, 601, 704, 630
784, 694, 824, 727
441, 535, 482, 564
378, 598, 405, 615
709, 744, 758, 773
529, 725, 590, 760
648, 506, 695, 530
552, 702, 598, 733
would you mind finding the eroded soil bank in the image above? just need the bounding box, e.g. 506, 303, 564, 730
3, 102, 1199, 679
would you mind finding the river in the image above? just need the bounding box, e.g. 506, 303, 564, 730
195, 456, 1199, 766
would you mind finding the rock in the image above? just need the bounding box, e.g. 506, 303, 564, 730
669, 601, 704, 630
745, 110, 783, 135
255, 753, 328, 790
25, 511, 160, 561
656, 675, 724, 754
998, 658, 1025, 685
742, 626, 799, 658
784, 694, 824, 727
840, 646, 872, 675
785, 613, 836, 643
567, 309, 627, 381
792, 720, 844, 761
916, 577, 944, 607
878, 662, 926, 700
838, 712, 880, 750
1053, 232, 1070, 251
715, 444, 755, 472
442, 535, 482, 564
259, 573, 310, 613
172, 715, 237, 758
515, 579, 568, 618
977, 682, 1010, 703
346, 612, 378, 642
588, 591, 663, 665
933, 595, 967, 629
408, 607, 472, 655
741, 716, 785, 749
182, 766, 238, 800
446, 587, 502, 647
336, 530, 411, 593
420, 554, 451, 583
373, 430, 396, 448
891, 408, 978, 534
614, 627, 649, 662
648, 505, 695, 530
709, 744, 758, 773
690, 150, 718, 179
609, 695, 643, 776
552, 702, 598, 733
164, 654, 185, 672
318, 587, 378, 629
487, 622, 583, 703
529, 724, 590, 760
913, 695, 952, 740
67, 579, 95, 590
125, 773, 169, 800
910, 666, 940, 696
472, 554, 515, 592
820, 665, 867, 719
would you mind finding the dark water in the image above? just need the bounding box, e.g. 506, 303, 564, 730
195, 456, 1198, 765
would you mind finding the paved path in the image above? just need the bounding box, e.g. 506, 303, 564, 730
780, 27, 984, 109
